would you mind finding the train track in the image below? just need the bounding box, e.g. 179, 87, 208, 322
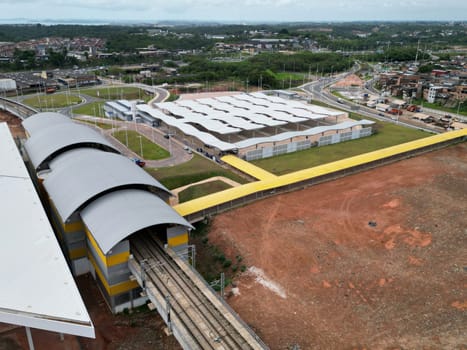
0, 97, 37, 119
130, 233, 267, 350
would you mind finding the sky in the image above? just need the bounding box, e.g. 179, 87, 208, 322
0, 0, 466, 23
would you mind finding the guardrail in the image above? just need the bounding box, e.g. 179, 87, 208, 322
0, 97, 37, 119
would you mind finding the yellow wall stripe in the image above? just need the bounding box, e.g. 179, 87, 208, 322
63, 220, 85, 233
69, 247, 87, 260
106, 251, 130, 266
86, 227, 107, 263
168, 233, 188, 247
88, 253, 139, 296
86, 227, 130, 267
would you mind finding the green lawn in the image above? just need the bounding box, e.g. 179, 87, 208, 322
147, 154, 248, 190
274, 71, 307, 81
75, 119, 113, 129
166, 93, 179, 102
72, 101, 106, 117
112, 130, 170, 160
252, 123, 431, 175
178, 180, 232, 203
79, 86, 150, 101
23, 93, 82, 108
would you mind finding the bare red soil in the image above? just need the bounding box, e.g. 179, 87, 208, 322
0, 111, 26, 138
209, 144, 467, 349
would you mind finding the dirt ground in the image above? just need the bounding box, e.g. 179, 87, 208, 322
0, 274, 181, 350
0, 111, 26, 138
209, 144, 467, 350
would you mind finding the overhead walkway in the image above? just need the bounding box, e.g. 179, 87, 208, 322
221, 155, 277, 181
175, 128, 467, 223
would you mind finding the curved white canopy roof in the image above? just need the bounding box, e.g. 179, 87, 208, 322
24, 122, 120, 170
22, 112, 72, 135
81, 189, 193, 254
43, 150, 171, 223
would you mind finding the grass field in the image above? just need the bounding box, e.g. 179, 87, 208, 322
75, 119, 113, 129
147, 154, 248, 190
178, 180, 232, 203
252, 122, 430, 175
112, 130, 170, 160
79, 86, 151, 101
273, 71, 307, 81
72, 101, 106, 117
23, 93, 82, 108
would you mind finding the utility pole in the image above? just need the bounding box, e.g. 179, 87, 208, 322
415, 39, 420, 64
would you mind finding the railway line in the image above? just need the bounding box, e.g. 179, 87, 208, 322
0, 97, 37, 119
129, 232, 268, 350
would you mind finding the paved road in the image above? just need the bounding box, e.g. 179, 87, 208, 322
13, 82, 170, 116
300, 73, 440, 133
75, 116, 192, 168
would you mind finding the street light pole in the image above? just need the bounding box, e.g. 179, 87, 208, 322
138, 136, 143, 158
456, 99, 463, 121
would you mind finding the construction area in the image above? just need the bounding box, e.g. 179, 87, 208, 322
207, 143, 467, 349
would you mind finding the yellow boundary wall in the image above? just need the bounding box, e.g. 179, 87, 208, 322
175, 129, 467, 217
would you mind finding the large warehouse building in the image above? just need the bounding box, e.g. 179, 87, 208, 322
21, 112, 192, 313
105, 92, 374, 161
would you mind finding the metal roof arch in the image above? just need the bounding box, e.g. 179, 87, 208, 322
24, 123, 120, 171
43, 151, 171, 223
22, 112, 73, 136
81, 189, 193, 254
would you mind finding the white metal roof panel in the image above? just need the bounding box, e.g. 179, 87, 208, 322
44, 150, 171, 223
232, 94, 269, 107
216, 96, 253, 109
235, 120, 374, 148
211, 114, 264, 130
156, 101, 241, 134
81, 189, 193, 254
137, 105, 237, 151
257, 92, 343, 116
22, 112, 72, 135
0, 123, 94, 338
253, 107, 307, 123
106, 101, 130, 113
24, 122, 120, 170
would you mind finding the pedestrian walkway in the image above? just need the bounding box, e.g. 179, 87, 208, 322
221, 155, 277, 181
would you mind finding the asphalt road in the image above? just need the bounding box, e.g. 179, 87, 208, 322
300, 73, 439, 134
